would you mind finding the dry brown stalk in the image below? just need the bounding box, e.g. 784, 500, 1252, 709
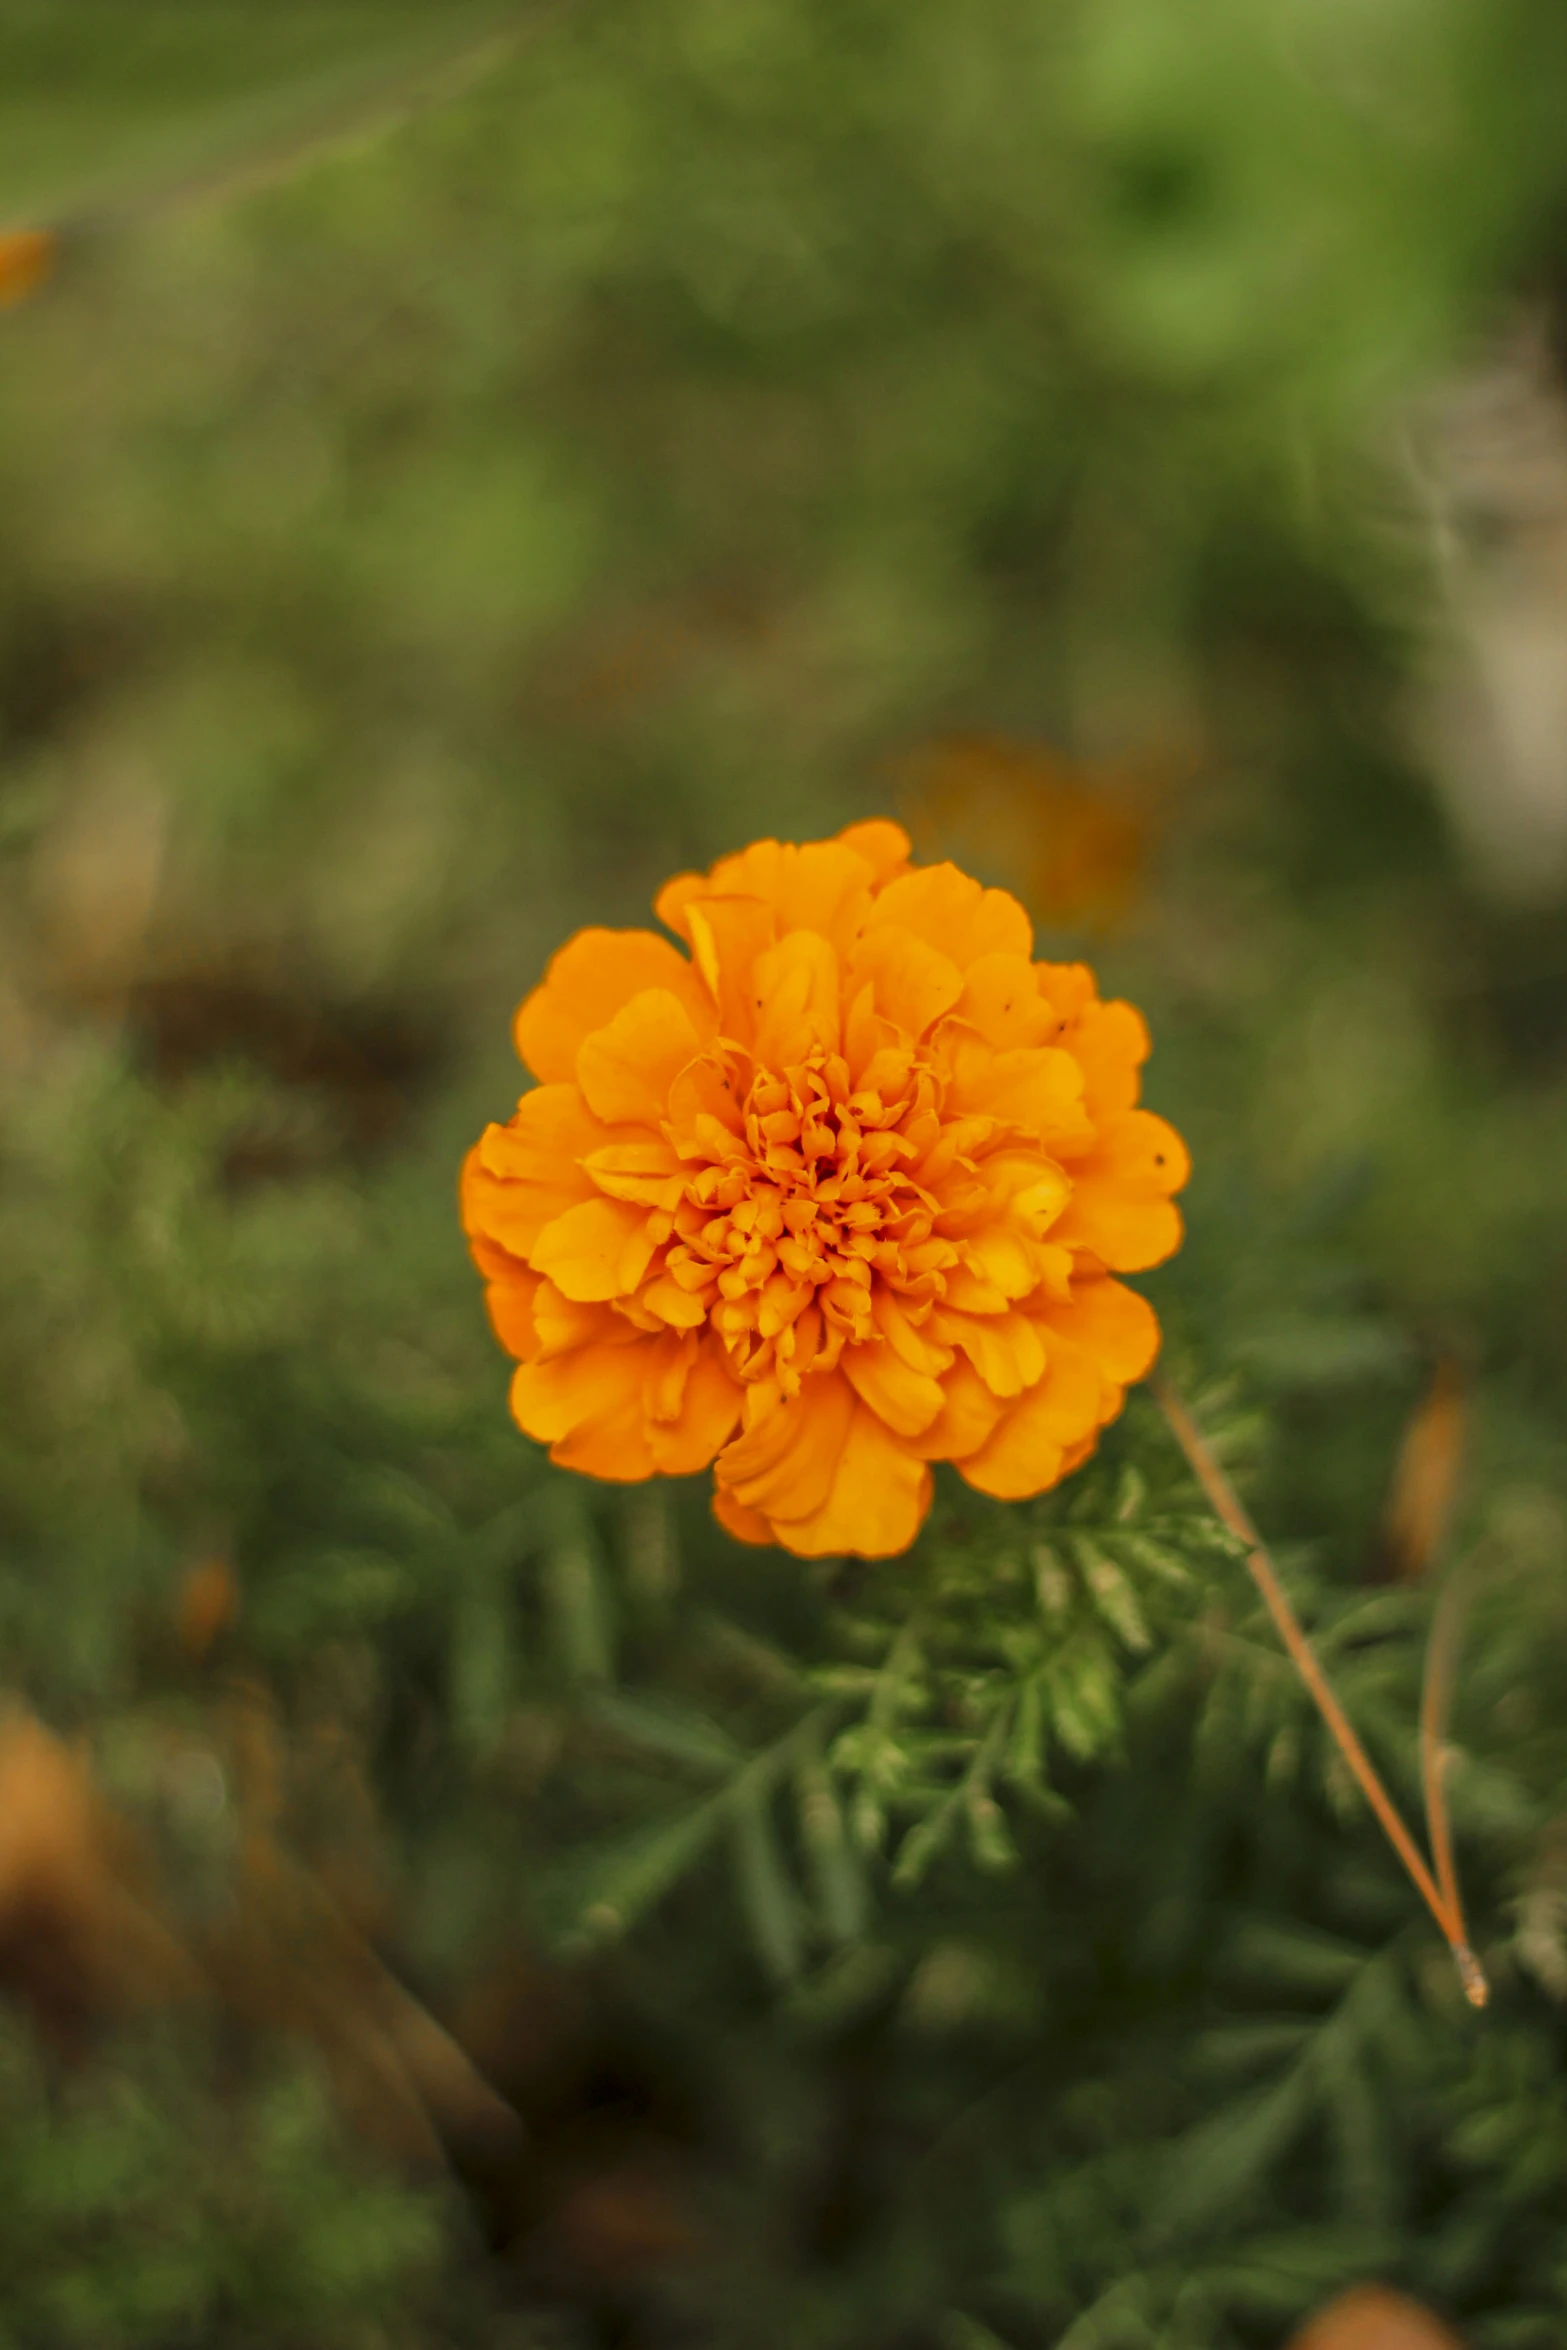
1154, 1375, 1487, 2008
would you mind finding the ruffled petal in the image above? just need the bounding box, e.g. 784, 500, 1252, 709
576, 989, 709, 1128
867, 862, 1032, 970
582, 1137, 685, 1209
530, 1195, 657, 1302
646, 1337, 744, 1473
847, 924, 963, 1041
842, 1337, 946, 1437
956, 1335, 1104, 1500
484, 1265, 544, 1361
714, 1369, 856, 1526
1053, 1110, 1188, 1271
1040, 1274, 1159, 1386
932, 1306, 1047, 1399
836, 817, 911, 885
939, 1032, 1094, 1153
774, 1406, 932, 1558
532, 1282, 625, 1361
659, 839, 876, 953
510, 1340, 656, 1481
1067, 999, 1150, 1119
872, 1287, 955, 1378
515, 928, 712, 1082
712, 1487, 777, 1546
750, 929, 842, 1066
461, 1088, 609, 1258
953, 954, 1060, 1050
683, 894, 778, 1045
909, 1355, 1008, 1461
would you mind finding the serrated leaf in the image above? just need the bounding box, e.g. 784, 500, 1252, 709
1194, 2021, 1316, 2083
796, 1757, 868, 1944
543, 1524, 613, 1687
1044, 1641, 1120, 1761
1117, 1530, 1196, 1586
587, 1691, 743, 1778
1075, 1539, 1151, 1652
964, 1787, 1018, 1873
732, 1784, 804, 1984
1159, 2068, 1312, 2234
1222, 1919, 1367, 1998
559, 1800, 727, 1949
1114, 1463, 1148, 1523
851, 1785, 886, 1856
890, 1800, 956, 1891
1031, 1541, 1074, 1617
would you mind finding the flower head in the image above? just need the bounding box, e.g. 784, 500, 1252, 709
462, 821, 1187, 1558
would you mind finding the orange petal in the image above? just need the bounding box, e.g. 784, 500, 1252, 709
532, 1281, 626, 1360
940, 1033, 1092, 1151
952, 954, 1060, 1049
750, 929, 842, 1067
842, 1338, 946, 1437
714, 1369, 856, 1524
711, 1486, 777, 1546
1041, 1275, 1159, 1385
660, 838, 877, 954
836, 818, 911, 884
667, 1053, 746, 1144
1053, 1111, 1188, 1271
641, 1274, 710, 1330
867, 862, 1032, 970
531, 1195, 657, 1301
515, 928, 712, 1082
576, 989, 709, 1127
1062, 1193, 1183, 1275
933, 1307, 1046, 1398
848, 923, 963, 1040
1069, 999, 1150, 1118
772, 1406, 932, 1558
844, 981, 903, 1086
940, 1261, 1011, 1315
647, 1338, 744, 1473
461, 1088, 608, 1258
485, 1266, 544, 1361
962, 1220, 1056, 1303
872, 1287, 955, 1378
910, 1356, 1008, 1461
469, 1229, 529, 1285
510, 1342, 657, 1480
1034, 960, 1097, 1023
582, 1138, 686, 1209
957, 1336, 1104, 1500
683, 894, 778, 1045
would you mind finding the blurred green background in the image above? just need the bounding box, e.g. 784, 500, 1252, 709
7, 4, 1567, 2345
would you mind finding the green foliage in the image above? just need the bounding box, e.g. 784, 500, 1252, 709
0, 1, 531, 222
4, 1, 1567, 2345
0, 2020, 457, 2349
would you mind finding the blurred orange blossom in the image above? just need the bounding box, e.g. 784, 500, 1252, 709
461, 822, 1187, 1558
0, 229, 56, 309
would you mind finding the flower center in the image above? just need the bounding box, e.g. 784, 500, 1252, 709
648, 1042, 966, 1393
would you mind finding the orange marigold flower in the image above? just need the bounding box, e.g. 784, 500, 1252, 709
461, 821, 1187, 1559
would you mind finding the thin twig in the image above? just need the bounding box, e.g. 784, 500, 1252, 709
1419, 1569, 1486, 2005
1154, 1374, 1488, 2008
